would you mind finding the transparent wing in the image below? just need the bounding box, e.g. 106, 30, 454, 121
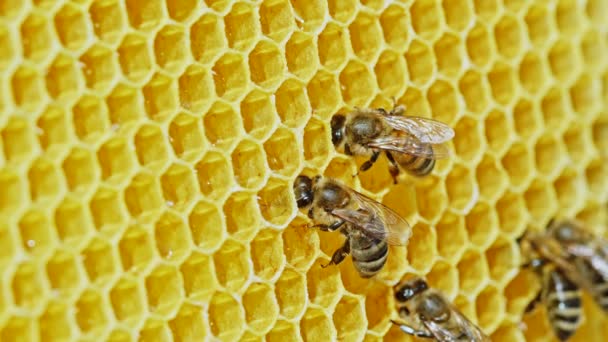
367, 135, 451, 159
422, 303, 491, 342
331, 190, 411, 246
381, 115, 455, 144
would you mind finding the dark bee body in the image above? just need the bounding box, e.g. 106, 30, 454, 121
392, 278, 490, 341
293, 175, 410, 278
541, 266, 584, 341
392, 141, 436, 177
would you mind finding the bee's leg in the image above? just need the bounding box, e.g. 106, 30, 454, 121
357, 151, 380, 174
385, 151, 400, 184
321, 237, 350, 268
311, 219, 345, 232
524, 290, 542, 314
390, 320, 433, 338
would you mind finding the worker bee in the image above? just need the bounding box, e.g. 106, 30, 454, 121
391, 278, 490, 341
330, 101, 454, 183
293, 175, 411, 278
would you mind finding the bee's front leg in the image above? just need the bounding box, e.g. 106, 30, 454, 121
322, 237, 350, 268
355, 151, 380, 178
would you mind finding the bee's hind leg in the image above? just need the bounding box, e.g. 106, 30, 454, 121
524, 290, 542, 314
321, 237, 350, 268
354, 151, 380, 178
385, 151, 400, 184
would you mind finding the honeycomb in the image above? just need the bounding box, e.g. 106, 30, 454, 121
0, 0, 607, 341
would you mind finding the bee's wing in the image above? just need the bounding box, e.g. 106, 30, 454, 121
421, 303, 491, 342
367, 135, 451, 159
331, 190, 411, 246
381, 115, 455, 144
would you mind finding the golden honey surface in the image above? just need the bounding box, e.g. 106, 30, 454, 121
0, 0, 607, 341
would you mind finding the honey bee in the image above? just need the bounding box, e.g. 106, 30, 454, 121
293, 175, 411, 278
330, 101, 454, 183
391, 278, 490, 341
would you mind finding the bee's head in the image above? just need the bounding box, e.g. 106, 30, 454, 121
330, 114, 346, 146
294, 175, 314, 208
394, 277, 429, 303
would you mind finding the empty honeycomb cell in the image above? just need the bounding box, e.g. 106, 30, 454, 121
260, 0, 295, 42
488, 63, 517, 106
2, 117, 37, 164
285, 32, 318, 81
267, 320, 301, 342
160, 163, 197, 209
519, 52, 549, 95
188, 201, 225, 252
593, 118, 607, 156
118, 34, 153, 82
107, 84, 143, 127
168, 113, 205, 162
435, 213, 467, 261
82, 238, 119, 285
434, 33, 464, 78
48, 54, 84, 100
223, 191, 262, 241
125, 0, 163, 31
258, 178, 295, 226
207, 296, 246, 341
306, 258, 343, 308
453, 116, 484, 163
20, 14, 53, 62
374, 51, 407, 95
307, 70, 341, 115
446, 164, 478, 214
504, 269, 540, 317
1, 317, 35, 342
195, 152, 233, 201
203, 102, 242, 150
62, 148, 97, 194
405, 40, 435, 86
349, 12, 383, 62
327, 0, 357, 23
466, 22, 493, 68
54, 197, 94, 249
465, 202, 499, 249
143, 73, 179, 120
427, 80, 460, 125
407, 223, 438, 272
587, 0, 608, 25
179, 252, 219, 303
302, 117, 331, 168
249, 229, 283, 281
501, 143, 534, 190
139, 319, 173, 341
11, 66, 45, 111
524, 4, 554, 47
18, 210, 55, 257
586, 160, 608, 200
276, 79, 311, 129
46, 250, 83, 298
473, 0, 499, 22
513, 100, 542, 142
524, 181, 557, 226
154, 212, 191, 261
485, 238, 518, 284
339, 60, 376, 107
410, 0, 443, 41
426, 260, 459, 298
240, 90, 278, 140
169, 306, 208, 342
317, 23, 349, 71
282, 218, 320, 270
231, 139, 268, 189
323, 157, 357, 185
549, 40, 580, 84
249, 40, 286, 89
243, 282, 279, 333
213, 239, 251, 292
72, 95, 109, 142
458, 71, 489, 115
364, 283, 392, 331
75, 289, 110, 334
224, 2, 260, 51
541, 87, 570, 133
145, 264, 183, 317
379, 5, 408, 50
556, 0, 584, 37
154, 25, 187, 73
178, 65, 213, 113
97, 137, 135, 184
475, 285, 505, 333
301, 308, 336, 341
37, 107, 70, 151
118, 226, 155, 273
564, 125, 593, 166
333, 296, 366, 340
90, 187, 128, 232
457, 250, 489, 295
580, 30, 606, 72
212, 53, 249, 101
476, 155, 508, 202
273, 270, 306, 325
0, 27, 14, 70
443, 0, 473, 32
28, 157, 62, 202
0, 170, 25, 217
190, 13, 227, 64
110, 278, 145, 324
415, 176, 448, 223
496, 191, 528, 236
570, 74, 602, 116
124, 173, 163, 218
39, 302, 74, 341
494, 15, 524, 59
12, 261, 46, 311
89, 0, 126, 43
54, 4, 89, 50
534, 134, 566, 179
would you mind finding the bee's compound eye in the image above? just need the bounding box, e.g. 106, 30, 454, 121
331, 114, 346, 146
294, 175, 314, 208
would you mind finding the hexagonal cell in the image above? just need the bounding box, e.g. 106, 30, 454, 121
317, 23, 349, 71
446, 164, 478, 215
267, 320, 301, 342
178, 68, 213, 114
513, 99, 542, 141
443, 0, 473, 32
548, 40, 580, 84
285, 32, 317, 81
160, 163, 197, 209
452, 116, 484, 163
488, 63, 517, 106
258, 178, 295, 227
580, 30, 606, 73
2, 117, 37, 165
167, 113, 205, 162
327, 0, 356, 23
79, 44, 117, 92
290, 0, 327, 32
89, 0, 126, 43
154, 25, 187, 73
208, 291, 245, 340
427, 80, 459, 125
11, 261, 46, 311
519, 53, 549, 95
71, 95, 107, 142
213, 239, 251, 292
466, 22, 492, 68
118, 225, 156, 273
39, 302, 74, 341
475, 285, 504, 333
472, 0, 499, 22
272, 268, 306, 321
145, 264, 183, 317
11, 66, 44, 111
457, 250, 488, 295
415, 176, 448, 223
223, 191, 261, 241
124, 173, 163, 219
307, 70, 341, 115
282, 220, 320, 270
364, 283, 392, 331
259, 0, 295, 42
300, 308, 336, 341
524, 4, 553, 47
82, 238, 119, 285
586, 160, 608, 200
410, 0, 442, 40
307, 257, 344, 308
125, 0, 163, 30
348, 12, 383, 62
240, 90, 277, 140
274, 79, 311, 129
250, 229, 284, 281
190, 13, 226, 64
534, 134, 566, 180
465, 202, 499, 249
380, 4, 409, 51
524, 180, 558, 225
154, 212, 191, 262
54, 3, 90, 50
242, 282, 279, 334
302, 117, 330, 168
504, 269, 540, 316
434, 33, 464, 78
248, 40, 286, 90
570, 74, 602, 116
485, 237, 518, 284
55, 196, 93, 248
339, 60, 375, 107
426, 260, 459, 298
75, 289, 110, 334
224, 2, 260, 51
188, 201, 224, 252
202, 103, 242, 151
374, 51, 407, 96
45, 54, 81, 100
139, 319, 173, 341
133, 124, 170, 169
265, 128, 301, 176
46, 250, 83, 298
110, 277, 145, 324
117, 34, 153, 82
231, 139, 268, 190
97, 137, 135, 185
593, 118, 608, 156
0, 317, 35, 342
142, 73, 179, 120
107, 84, 143, 128
0, 169, 25, 218
476, 154, 508, 202
20, 14, 53, 62
405, 39, 434, 86
18, 210, 55, 257
164, 0, 196, 21
556, 0, 583, 36
212, 53, 249, 101
564, 124, 594, 166
494, 15, 524, 59
89, 187, 128, 233
194, 153, 232, 202
496, 191, 528, 237
333, 295, 366, 340
501, 143, 534, 190
541, 87, 570, 133
407, 222, 438, 273
0, 26, 14, 70
586, 0, 608, 25
180, 252, 219, 303
28, 157, 62, 202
